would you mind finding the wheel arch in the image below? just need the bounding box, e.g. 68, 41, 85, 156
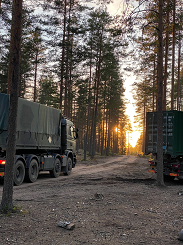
68, 152, 73, 163
15, 155, 26, 167
50, 153, 62, 167
65, 150, 73, 162
25, 155, 39, 168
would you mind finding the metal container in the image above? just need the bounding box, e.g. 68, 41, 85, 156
145, 111, 183, 158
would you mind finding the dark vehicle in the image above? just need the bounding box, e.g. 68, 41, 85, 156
145, 110, 183, 180
0, 93, 77, 185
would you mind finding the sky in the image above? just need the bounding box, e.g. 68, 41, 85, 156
107, 0, 126, 15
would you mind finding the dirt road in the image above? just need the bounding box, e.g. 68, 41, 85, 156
0, 155, 183, 245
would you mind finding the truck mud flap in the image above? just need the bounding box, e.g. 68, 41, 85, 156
62, 155, 67, 167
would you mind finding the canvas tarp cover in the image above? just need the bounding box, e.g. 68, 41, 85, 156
37, 104, 61, 149
0, 93, 61, 150
0, 93, 9, 131
0, 94, 9, 149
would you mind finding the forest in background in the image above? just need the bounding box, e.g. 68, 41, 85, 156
0, 0, 183, 157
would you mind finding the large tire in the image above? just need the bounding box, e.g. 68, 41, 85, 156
64, 157, 72, 176
50, 158, 61, 178
14, 160, 25, 186
25, 159, 39, 183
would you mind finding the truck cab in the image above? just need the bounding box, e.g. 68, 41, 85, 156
61, 118, 77, 168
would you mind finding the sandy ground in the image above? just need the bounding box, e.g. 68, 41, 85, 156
0, 155, 183, 245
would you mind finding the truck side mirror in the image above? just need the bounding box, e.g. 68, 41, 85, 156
58, 126, 61, 135
74, 128, 79, 139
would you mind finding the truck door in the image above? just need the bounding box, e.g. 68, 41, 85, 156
67, 124, 76, 153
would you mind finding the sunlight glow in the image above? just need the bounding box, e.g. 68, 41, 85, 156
127, 130, 141, 148
124, 76, 141, 148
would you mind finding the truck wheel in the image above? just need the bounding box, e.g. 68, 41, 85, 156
50, 158, 61, 178
64, 157, 72, 176
25, 159, 39, 183
14, 160, 25, 186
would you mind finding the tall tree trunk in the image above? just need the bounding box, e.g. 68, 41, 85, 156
106, 109, 111, 156
112, 130, 114, 156
177, 30, 181, 110
142, 102, 146, 153
67, 0, 73, 118
156, 0, 164, 186
163, 0, 170, 111
59, 0, 67, 110
91, 34, 102, 159
68, 37, 73, 119
97, 124, 101, 153
101, 80, 106, 156
171, 0, 176, 110
84, 102, 90, 160
84, 44, 92, 160
101, 117, 104, 155
116, 128, 118, 153
33, 50, 38, 102
64, 0, 72, 117
64, 47, 68, 116
105, 108, 108, 155
89, 86, 95, 156
153, 56, 156, 111
92, 32, 103, 157
1, 0, 23, 211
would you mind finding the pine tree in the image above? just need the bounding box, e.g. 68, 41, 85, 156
38, 75, 59, 108
1, 0, 23, 212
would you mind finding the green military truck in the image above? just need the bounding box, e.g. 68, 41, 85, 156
146, 110, 183, 180
0, 93, 77, 185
